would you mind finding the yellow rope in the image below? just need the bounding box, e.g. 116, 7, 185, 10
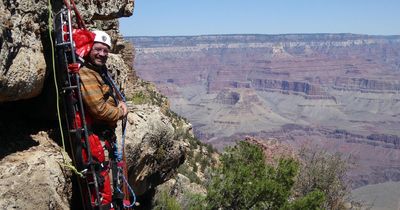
48, 0, 83, 178
60, 162, 84, 177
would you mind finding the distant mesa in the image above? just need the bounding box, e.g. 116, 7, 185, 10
215, 90, 240, 105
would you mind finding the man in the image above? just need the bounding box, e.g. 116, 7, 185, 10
80, 30, 127, 124
78, 30, 128, 208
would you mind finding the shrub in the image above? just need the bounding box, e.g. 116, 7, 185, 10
153, 189, 182, 210
294, 146, 352, 210
177, 164, 201, 185
205, 141, 324, 209
130, 91, 147, 105
199, 157, 209, 173
282, 190, 325, 210
181, 193, 207, 210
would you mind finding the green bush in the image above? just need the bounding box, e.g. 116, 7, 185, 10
205, 141, 324, 210
153, 190, 182, 210
181, 193, 207, 210
205, 143, 216, 154
199, 157, 209, 173
130, 91, 147, 105
177, 164, 201, 184
282, 190, 325, 210
194, 152, 202, 163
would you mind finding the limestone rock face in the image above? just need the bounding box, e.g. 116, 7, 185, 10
0, 0, 134, 102
0, 0, 47, 101
118, 104, 187, 196
106, 53, 130, 92
0, 131, 72, 210
72, 0, 134, 21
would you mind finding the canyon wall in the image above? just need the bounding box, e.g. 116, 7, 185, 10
128, 34, 400, 188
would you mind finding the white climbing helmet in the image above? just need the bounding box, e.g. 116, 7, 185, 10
93, 30, 112, 48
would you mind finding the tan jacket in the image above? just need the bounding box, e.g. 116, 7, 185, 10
79, 65, 123, 127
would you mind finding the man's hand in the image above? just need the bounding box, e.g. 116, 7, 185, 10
118, 102, 128, 118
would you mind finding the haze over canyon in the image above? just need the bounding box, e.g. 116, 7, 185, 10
126, 34, 400, 189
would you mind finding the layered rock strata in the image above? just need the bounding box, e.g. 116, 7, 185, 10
129, 34, 400, 188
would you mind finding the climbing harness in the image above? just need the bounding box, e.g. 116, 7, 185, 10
51, 0, 136, 209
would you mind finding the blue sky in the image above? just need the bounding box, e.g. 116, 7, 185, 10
119, 0, 400, 36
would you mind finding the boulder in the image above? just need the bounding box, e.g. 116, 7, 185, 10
0, 131, 72, 209
119, 104, 187, 196
0, 0, 47, 101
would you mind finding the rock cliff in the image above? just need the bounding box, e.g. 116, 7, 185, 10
0, 0, 188, 209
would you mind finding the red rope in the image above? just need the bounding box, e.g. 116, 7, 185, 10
70, 0, 86, 29
122, 151, 131, 209
63, 0, 86, 29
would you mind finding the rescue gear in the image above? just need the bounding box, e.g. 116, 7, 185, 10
50, 0, 136, 209
93, 30, 112, 48
73, 29, 96, 58
74, 111, 113, 207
